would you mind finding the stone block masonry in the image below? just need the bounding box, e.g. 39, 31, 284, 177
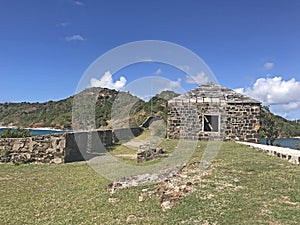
0, 134, 67, 164
0, 128, 141, 164
224, 103, 260, 142
167, 83, 261, 143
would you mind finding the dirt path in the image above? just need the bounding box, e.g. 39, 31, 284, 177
123, 135, 161, 150
123, 139, 147, 149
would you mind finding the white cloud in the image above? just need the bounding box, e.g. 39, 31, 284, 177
178, 65, 190, 72
90, 71, 127, 90
186, 72, 209, 85
263, 62, 275, 70
244, 77, 300, 105
154, 68, 162, 75
57, 22, 69, 27
133, 78, 183, 101
74, 1, 84, 6
240, 76, 300, 116
139, 57, 154, 62
234, 88, 245, 94
281, 102, 300, 111
65, 34, 85, 42
169, 78, 182, 88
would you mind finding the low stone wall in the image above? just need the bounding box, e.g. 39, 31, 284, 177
237, 141, 300, 165
0, 128, 142, 164
0, 134, 66, 164
64, 130, 113, 162
113, 127, 143, 142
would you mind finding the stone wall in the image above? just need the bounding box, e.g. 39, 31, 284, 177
167, 100, 260, 142
225, 103, 260, 142
167, 102, 200, 140
0, 128, 141, 164
0, 134, 66, 164
113, 127, 143, 142
64, 130, 113, 163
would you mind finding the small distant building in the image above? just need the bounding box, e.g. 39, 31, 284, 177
167, 82, 261, 143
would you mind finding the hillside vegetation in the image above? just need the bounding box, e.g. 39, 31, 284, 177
0, 87, 299, 137
260, 106, 300, 138
0, 88, 178, 130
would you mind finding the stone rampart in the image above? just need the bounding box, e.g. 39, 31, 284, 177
0, 134, 66, 164
113, 127, 143, 142
0, 127, 141, 164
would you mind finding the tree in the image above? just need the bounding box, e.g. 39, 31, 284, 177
259, 106, 279, 145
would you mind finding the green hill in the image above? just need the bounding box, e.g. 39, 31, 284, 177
0, 88, 299, 138
0, 98, 73, 129
0, 89, 178, 130
261, 106, 300, 138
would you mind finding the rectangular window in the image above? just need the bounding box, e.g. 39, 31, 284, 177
203, 115, 219, 132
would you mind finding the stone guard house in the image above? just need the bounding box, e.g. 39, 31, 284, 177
167, 82, 261, 142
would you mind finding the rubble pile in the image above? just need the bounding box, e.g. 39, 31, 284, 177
136, 144, 168, 163
107, 162, 207, 211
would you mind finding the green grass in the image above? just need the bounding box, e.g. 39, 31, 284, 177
1, 141, 300, 224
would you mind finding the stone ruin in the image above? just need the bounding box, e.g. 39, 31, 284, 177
167, 82, 261, 142
136, 144, 168, 163
0, 133, 66, 164
0, 127, 143, 164
107, 161, 208, 211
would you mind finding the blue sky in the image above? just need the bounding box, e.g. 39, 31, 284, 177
0, 0, 300, 120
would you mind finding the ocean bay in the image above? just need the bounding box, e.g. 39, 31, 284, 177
0, 127, 69, 136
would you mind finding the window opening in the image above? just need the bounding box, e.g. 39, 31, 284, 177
203, 115, 219, 132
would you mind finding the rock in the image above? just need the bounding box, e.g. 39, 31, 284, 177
108, 198, 119, 203
137, 144, 168, 163
161, 201, 171, 211
138, 194, 144, 202
52, 157, 62, 164
126, 215, 137, 223
186, 181, 192, 186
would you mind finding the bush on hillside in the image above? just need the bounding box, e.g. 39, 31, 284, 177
0, 128, 32, 138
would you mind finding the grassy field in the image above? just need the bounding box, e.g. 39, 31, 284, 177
1, 141, 300, 224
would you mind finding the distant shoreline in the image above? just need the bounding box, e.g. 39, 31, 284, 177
0, 126, 69, 132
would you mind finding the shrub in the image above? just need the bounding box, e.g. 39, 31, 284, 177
0, 128, 32, 138
294, 142, 300, 150
274, 142, 281, 147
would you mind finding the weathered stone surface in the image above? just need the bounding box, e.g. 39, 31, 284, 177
167, 82, 261, 142
0, 128, 143, 164
136, 144, 168, 163
107, 162, 208, 211
0, 134, 65, 164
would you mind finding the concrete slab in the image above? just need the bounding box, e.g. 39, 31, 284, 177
237, 141, 300, 165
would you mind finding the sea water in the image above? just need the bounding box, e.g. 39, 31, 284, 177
0, 127, 70, 136
260, 138, 300, 150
